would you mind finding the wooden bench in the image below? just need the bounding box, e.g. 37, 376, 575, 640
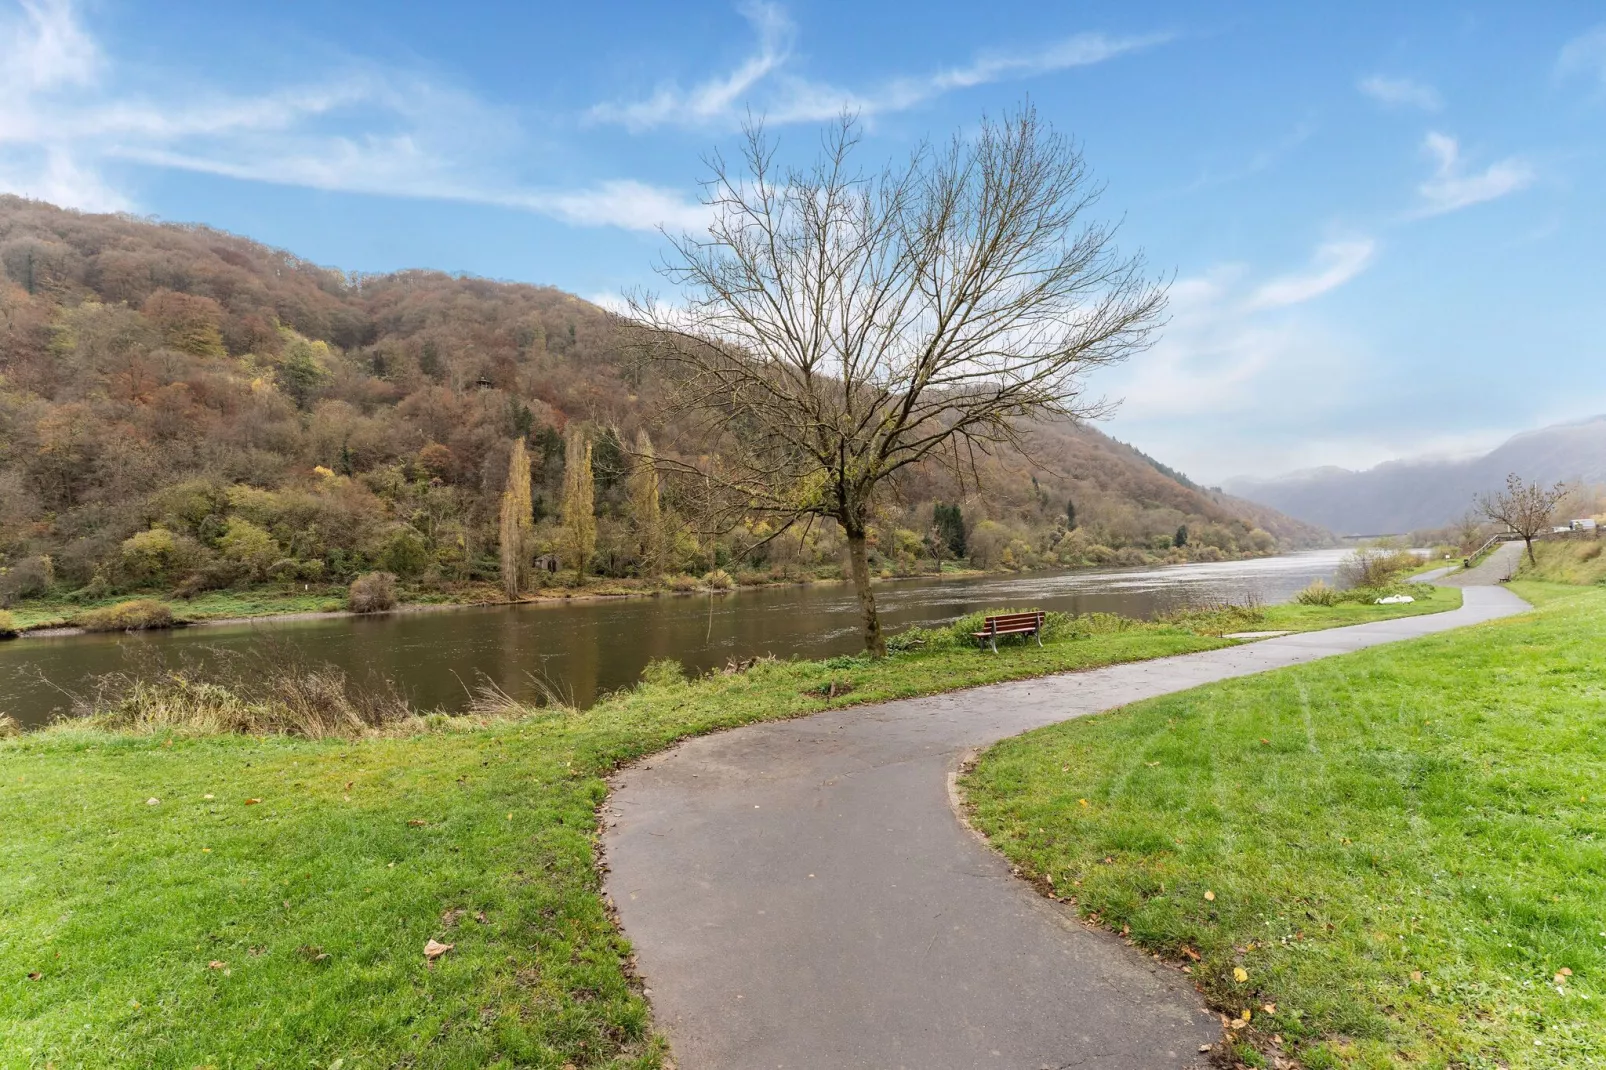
973, 611, 1046, 653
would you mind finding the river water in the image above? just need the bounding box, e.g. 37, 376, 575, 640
0, 549, 1353, 729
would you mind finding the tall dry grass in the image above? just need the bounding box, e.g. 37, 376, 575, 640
64, 639, 417, 738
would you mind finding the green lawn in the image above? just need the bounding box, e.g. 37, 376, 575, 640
1261, 582, 1461, 631
0, 592, 1470, 1067
962, 582, 1605, 1068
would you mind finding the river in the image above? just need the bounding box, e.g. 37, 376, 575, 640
0, 549, 1354, 730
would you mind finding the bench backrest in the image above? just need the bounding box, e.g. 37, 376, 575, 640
982, 611, 1045, 633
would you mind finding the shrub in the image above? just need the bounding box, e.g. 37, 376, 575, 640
74, 599, 175, 632
0, 555, 55, 605
0, 713, 18, 737
348, 571, 397, 614
702, 568, 734, 590
1336, 548, 1417, 589
1295, 579, 1341, 606
639, 658, 686, 687
0, 609, 17, 638
661, 573, 700, 593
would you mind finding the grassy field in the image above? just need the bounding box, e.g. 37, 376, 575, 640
0, 592, 1467, 1067
1516, 539, 1606, 586
963, 581, 1604, 1068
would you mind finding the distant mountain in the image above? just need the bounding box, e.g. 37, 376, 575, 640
1225, 417, 1606, 534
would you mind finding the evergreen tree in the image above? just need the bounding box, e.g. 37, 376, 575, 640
560, 427, 597, 583
934, 503, 968, 558
498, 439, 533, 599
1174, 524, 1188, 548
628, 430, 663, 577
1065, 499, 1077, 529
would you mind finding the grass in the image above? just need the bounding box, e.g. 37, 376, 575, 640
1516, 539, 1606, 587
1266, 583, 1461, 630
0, 593, 1467, 1067
962, 581, 1605, 1068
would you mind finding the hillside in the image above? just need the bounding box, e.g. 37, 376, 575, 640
1226, 417, 1606, 534
0, 196, 1326, 608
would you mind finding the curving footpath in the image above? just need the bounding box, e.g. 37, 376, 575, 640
604, 576, 1530, 1070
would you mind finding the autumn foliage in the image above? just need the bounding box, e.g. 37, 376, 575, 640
0, 196, 1326, 607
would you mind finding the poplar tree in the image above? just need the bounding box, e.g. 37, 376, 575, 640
498, 439, 533, 599
628, 429, 664, 577
560, 427, 597, 583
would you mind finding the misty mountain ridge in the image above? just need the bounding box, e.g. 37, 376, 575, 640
1226, 416, 1606, 534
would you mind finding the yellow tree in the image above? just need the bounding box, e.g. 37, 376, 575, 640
628, 429, 663, 576
498, 439, 533, 599
560, 427, 596, 583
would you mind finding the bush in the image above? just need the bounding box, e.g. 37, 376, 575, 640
74, 599, 175, 632
702, 568, 734, 590
0, 713, 18, 738
661, 573, 700, 593
0, 555, 55, 605
0, 609, 17, 638
348, 572, 397, 614
639, 658, 686, 687
1295, 579, 1341, 606
1336, 548, 1417, 589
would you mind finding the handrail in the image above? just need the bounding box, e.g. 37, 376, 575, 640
1466, 532, 1518, 563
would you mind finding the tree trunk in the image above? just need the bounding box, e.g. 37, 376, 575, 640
1525, 535, 1536, 566
845, 530, 886, 657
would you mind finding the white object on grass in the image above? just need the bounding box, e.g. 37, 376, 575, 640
1375, 595, 1415, 605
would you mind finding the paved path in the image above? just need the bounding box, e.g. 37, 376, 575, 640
1440, 540, 1524, 586
604, 585, 1531, 1070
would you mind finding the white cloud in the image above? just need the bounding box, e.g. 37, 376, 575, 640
1246, 239, 1375, 311
0, 0, 703, 232
1558, 24, 1606, 89
1357, 74, 1442, 112
1090, 239, 1381, 480
589, 3, 1169, 130
1414, 131, 1534, 216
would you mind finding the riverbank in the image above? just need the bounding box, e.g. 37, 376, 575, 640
2, 551, 1309, 637
962, 580, 1599, 1067
0, 590, 1448, 1066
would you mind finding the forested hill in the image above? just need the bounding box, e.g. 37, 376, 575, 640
0, 196, 1327, 602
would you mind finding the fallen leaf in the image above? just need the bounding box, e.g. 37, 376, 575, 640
1259, 738, 1270, 745
1560, 967, 1574, 977
424, 939, 454, 961
1233, 967, 1249, 983
146, 798, 160, 806
207, 960, 226, 971
345, 781, 353, 791
1263, 1003, 1277, 1014
27, 972, 41, 981
1554, 972, 1569, 985
1204, 890, 1216, 901
203, 793, 214, 800
244, 798, 262, 806
1410, 970, 1423, 982
474, 911, 488, 924
407, 819, 429, 827
1181, 946, 1201, 961
1078, 798, 1089, 807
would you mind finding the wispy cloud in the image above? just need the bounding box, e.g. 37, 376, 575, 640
1246, 239, 1374, 311
1357, 74, 1442, 112
1414, 131, 1534, 216
0, 0, 705, 230
588, 2, 1169, 131
1558, 24, 1606, 90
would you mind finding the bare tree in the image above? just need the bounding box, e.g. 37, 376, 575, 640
622, 107, 1166, 655
1477, 472, 1565, 566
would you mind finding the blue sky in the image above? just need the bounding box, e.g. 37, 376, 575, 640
3, 0, 1603, 482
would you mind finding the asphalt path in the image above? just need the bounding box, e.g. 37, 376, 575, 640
604, 583, 1531, 1069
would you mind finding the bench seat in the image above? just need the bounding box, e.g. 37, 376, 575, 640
972, 611, 1046, 652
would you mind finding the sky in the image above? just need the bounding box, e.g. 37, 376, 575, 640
2, 0, 1603, 484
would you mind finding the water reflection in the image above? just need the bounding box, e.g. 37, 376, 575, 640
0, 549, 1351, 728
